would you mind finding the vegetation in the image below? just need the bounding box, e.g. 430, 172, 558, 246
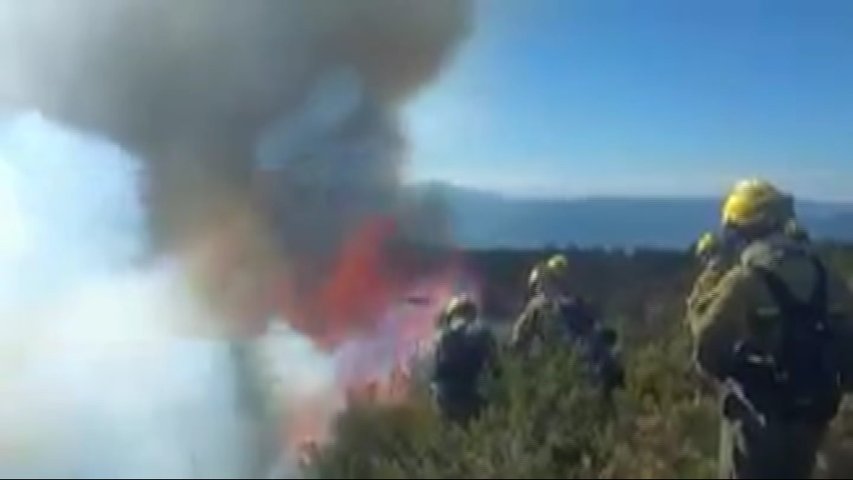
310, 245, 853, 479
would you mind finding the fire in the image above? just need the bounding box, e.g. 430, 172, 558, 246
297, 271, 467, 464
278, 215, 468, 351
271, 215, 475, 455
318, 216, 400, 347
333, 263, 467, 398
278, 216, 400, 348
178, 210, 473, 468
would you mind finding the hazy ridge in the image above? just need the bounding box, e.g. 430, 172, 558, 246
412, 182, 853, 249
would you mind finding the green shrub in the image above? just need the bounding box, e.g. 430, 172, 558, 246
312, 348, 614, 479
310, 245, 853, 479
312, 335, 718, 479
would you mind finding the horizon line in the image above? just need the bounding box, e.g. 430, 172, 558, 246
407, 179, 853, 205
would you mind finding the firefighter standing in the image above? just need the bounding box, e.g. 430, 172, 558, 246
686, 179, 853, 479
512, 255, 595, 352
512, 255, 624, 397
431, 295, 497, 424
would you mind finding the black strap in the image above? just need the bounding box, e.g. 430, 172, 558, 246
752, 256, 828, 318
737, 257, 840, 421
811, 258, 829, 316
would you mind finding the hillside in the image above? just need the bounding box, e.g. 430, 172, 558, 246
410, 183, 853, 250
311, 244, 853, 479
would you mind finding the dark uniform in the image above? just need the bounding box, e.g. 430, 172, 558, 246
432, 313, 497, 424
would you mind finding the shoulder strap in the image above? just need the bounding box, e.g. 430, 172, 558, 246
751, 256, 828, 316
752, 266, 800, 313
809, 257, 829, 316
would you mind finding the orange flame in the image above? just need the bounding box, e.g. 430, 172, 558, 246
272, 216, 474, 454
278, 216, 402, 348
318, 216, 399, 346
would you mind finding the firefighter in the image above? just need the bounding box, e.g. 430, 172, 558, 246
431, 294, 497, 424
686, 179, 853, 479
785, 218, 811, 245
511, 255, 624, 396
511, 254, 596, 353
695, 231, 720, 264
687, 230, 745, 317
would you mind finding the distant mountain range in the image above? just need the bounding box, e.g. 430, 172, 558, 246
411, 182, 853, 250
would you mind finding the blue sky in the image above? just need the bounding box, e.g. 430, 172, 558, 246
404, 0, 853, 200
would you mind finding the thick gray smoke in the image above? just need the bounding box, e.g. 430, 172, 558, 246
0, 0, 471, 247
0, 2, 471, 477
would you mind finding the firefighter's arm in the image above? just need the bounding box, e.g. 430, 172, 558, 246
485, 330, 499, 364
510, 301, 539, 351
828, 274, 853, 389
689, 266, 754, 380
483, 329, 502, 379
430, 332, 443, 382
686, 260, 729, 317
829, 276, 853, 325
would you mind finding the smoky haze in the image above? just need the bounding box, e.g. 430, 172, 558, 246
0, 0, 471, 245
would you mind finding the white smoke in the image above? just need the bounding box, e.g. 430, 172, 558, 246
0, 113, 334, 478
0, 113, 144, 304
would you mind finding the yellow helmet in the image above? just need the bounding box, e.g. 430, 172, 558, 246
443, 294, 478, 323
721, 179, 794, 230
695, 231, 718, 258
546, 254, 569, 278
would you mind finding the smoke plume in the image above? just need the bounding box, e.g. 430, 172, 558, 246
0, 0, 471, 246
0, 2, 474, 476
